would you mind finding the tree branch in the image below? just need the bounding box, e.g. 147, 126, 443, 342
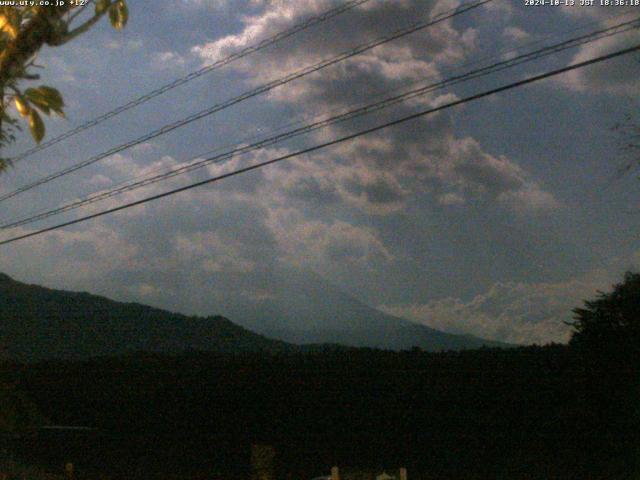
67, 0, 95, 24
0, 7, 72, 88
50, 1, 110, 46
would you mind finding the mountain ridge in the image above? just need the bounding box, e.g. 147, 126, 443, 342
0, 272, 295, 361
0, 272, 508, 361
219, 266, 510, 350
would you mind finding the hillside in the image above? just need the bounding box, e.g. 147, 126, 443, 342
0, 272, 506, 361
0, 273, 293, 361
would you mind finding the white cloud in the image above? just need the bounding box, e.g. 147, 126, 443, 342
557, 15, 640, 95
104, 39, 144, 51
380, 257, 640, 345
179, 0, 230, 10
150, 51, 187, 70
437, 192, 465, 205
503, 26, 530, 42
0, 224, 140, 287
190, 0, 558, 215
266, 208, 393, 276
482, 0, 513, 18
175, 232, 257, 273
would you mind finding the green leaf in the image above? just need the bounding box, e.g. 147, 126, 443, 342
25, 86, 65, 117
24, 90, 51, 114
32, 103, 51, 115
14, 96, 30, 117
36, 86, 64, 113
28, 110, 45, 144
109, 0, 128, 30
108, 4, 118, 29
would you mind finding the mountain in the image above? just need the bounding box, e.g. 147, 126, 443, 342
0, 273, 293, 362
0, 271, 506, 361
219, 267, 509, 351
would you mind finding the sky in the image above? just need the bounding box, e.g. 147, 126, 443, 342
0, 0, 639, 345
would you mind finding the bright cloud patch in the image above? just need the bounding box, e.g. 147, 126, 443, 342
558, 14, 640, 95
191, 0, 558, 214
380, 265, 637, 345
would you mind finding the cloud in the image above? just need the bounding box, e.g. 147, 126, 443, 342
562, 3, 637, 18
150, 51, 187, 70
503, 26, 530, 42
0, 0, 595, 343
266, 211, 393, 275
380, 256, 640, 345
104, 39, 144, 51
177, 0, 238, 11
482, 0, 513, 18
0, 132, 397, 311
191, 0, 558, 214
175, 232, 257, 273
557, 15, 640, 96
0, 224, 140, 288
437, 192, 465, 205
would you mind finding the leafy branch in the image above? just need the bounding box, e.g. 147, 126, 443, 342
0, 0, 128, 169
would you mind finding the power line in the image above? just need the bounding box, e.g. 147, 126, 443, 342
3, 17, 638, 230
0, 0, 492, 205
40, 9, 635, 213
8, 0, 373, 164
1, 42, 638, 246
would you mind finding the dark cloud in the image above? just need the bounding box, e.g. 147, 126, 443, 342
193, 0, 558, 215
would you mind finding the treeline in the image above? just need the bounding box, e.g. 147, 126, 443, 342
4, 272, 640, 479
12, 345, 583, 435
5, 344, 638, 480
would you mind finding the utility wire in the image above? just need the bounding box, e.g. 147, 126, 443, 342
0, 0, 491, 205
3, 17, 638, 230
41, 9, 634, 212
8, 0, 373, 164
1, 42, 638, 246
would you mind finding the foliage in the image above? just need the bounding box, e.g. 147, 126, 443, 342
0, 375, 44, 432
568, 272, 640, 439
568, 271, 640, 356
0, 0, 128, 169
14, 346, 637, 479
0, 273, 293, 362
0, 455, 64, 480
1, 270, 638, 477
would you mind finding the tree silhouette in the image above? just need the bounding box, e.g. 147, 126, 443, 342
566, 273, 640, 476
568, 271, 640, 466
568, 271, 640, 359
